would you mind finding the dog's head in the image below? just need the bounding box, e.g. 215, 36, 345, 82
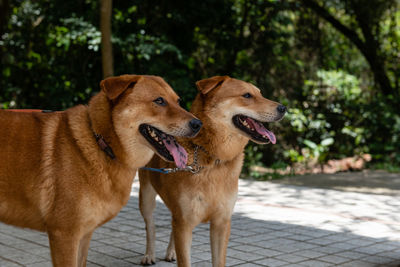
100, 74, 202, 167
195, 76, 285, 144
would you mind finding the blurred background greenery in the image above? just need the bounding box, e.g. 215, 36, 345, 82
1, 0, 399, 177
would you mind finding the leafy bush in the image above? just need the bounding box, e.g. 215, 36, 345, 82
244, 69, 399, 176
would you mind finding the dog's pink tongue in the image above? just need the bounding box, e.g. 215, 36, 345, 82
162, 136, 188, 168
246, 118, 276, 144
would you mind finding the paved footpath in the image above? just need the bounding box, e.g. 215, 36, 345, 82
1, 174, 400, 267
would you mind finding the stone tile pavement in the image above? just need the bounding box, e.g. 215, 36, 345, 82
1, 177, 400, 266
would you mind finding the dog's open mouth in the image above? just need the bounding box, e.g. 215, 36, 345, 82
139, 124, 188, 168
232, 115, 276, 144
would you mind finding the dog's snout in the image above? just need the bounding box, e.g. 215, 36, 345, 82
277, 105, 286, 114
189, 119, 202, 134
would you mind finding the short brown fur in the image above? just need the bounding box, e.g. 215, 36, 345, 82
139, 76, 285, 266
0, 74, 198, 267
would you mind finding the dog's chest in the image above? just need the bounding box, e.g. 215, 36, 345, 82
80, 172, 135, 228
178, 165, 239, 223
81, 193, 127, 228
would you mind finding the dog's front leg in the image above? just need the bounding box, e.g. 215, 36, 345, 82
210, 217, 231, 267
48, 231, 80, 267
172, 218, 194, 267
165, 228, 176, 262
139, 176, 158, 265
77, 230, 94, 267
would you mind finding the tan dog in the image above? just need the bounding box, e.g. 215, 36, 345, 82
139, 76, 286, 266
0, 74, 202, 267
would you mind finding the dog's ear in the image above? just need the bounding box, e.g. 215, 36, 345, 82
100, 75, 142, 100
196, 76, 230, 95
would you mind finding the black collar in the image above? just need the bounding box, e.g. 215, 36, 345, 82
94, 133, 116, 160
88, 113, 116, 160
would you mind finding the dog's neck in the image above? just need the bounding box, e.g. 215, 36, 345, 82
87, 92, 125, 163
188, 95, 249, 164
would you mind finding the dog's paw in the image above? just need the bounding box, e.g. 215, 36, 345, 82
141, 255, 156, 265
165, 250, 176, 262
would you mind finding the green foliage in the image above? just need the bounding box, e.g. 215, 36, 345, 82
276, 70, 368, 169
49, 17, 101, 51
1, 0, 399, 173
243, 145, 264, 178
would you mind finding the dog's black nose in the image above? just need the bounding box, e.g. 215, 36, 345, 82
277, 105, 286, 114
189, 119, 202, 133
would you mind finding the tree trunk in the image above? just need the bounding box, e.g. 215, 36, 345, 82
0, 0, 9, 66
100, 0, 113, 78
300, 0, 396, 98
0, 0, 9, 35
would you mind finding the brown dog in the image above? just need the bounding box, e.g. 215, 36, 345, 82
139, 76, 286, 266
0, 74, 202, 267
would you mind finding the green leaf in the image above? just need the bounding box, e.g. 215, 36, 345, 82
321, 138, 334, 147
303, 139, 317, 149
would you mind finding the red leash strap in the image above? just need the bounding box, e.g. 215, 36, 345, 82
5, 109, 58, 113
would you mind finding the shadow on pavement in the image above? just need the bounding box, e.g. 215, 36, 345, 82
272, 170, 400, 196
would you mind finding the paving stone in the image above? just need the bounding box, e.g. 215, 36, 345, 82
274, 253, 308, 263
307, 238, 338, 246
192, 251, 212, 261
283, 264, 306, 267
317, 255, 350, 264
26, 261, 53, 267
232, 263, 263, 267
274, 244, 305, 253
225, 257, 245, 266
1, 251, 47, 265
346, 238, 377, 246
324, 233, 354, 242
353, 245, 385, 255
192, 261, 211, 267
377, 250, 400, 259
231, 244, 264, 252
254, 248, 283, 257
254, 238, 296, 248
364, 242, 400, 253
311, 245, 346, 254
90, 245, 125, 255
254, 257, 288, 267
339, 260, 377, 267
0, 260, 21, 267
361, 255, 396, 264
192, 243, 211, 252
123, 255, 146, 265
339, 251, 370, 260
226, 249, 266, 262
300, 230, 332, 238
87, 252, 133, 267
298, 259, 334, 267
86, 263, 104, 267
286, 234, 314, 241
293, 249, 327, 259
327, 241, 359, 250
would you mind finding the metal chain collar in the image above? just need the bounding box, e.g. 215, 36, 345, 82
141, 145, 204, 174
161, 145, 204, 174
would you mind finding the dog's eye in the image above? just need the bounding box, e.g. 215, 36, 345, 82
153, 97, 166, 106
242, 93, 252, 98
